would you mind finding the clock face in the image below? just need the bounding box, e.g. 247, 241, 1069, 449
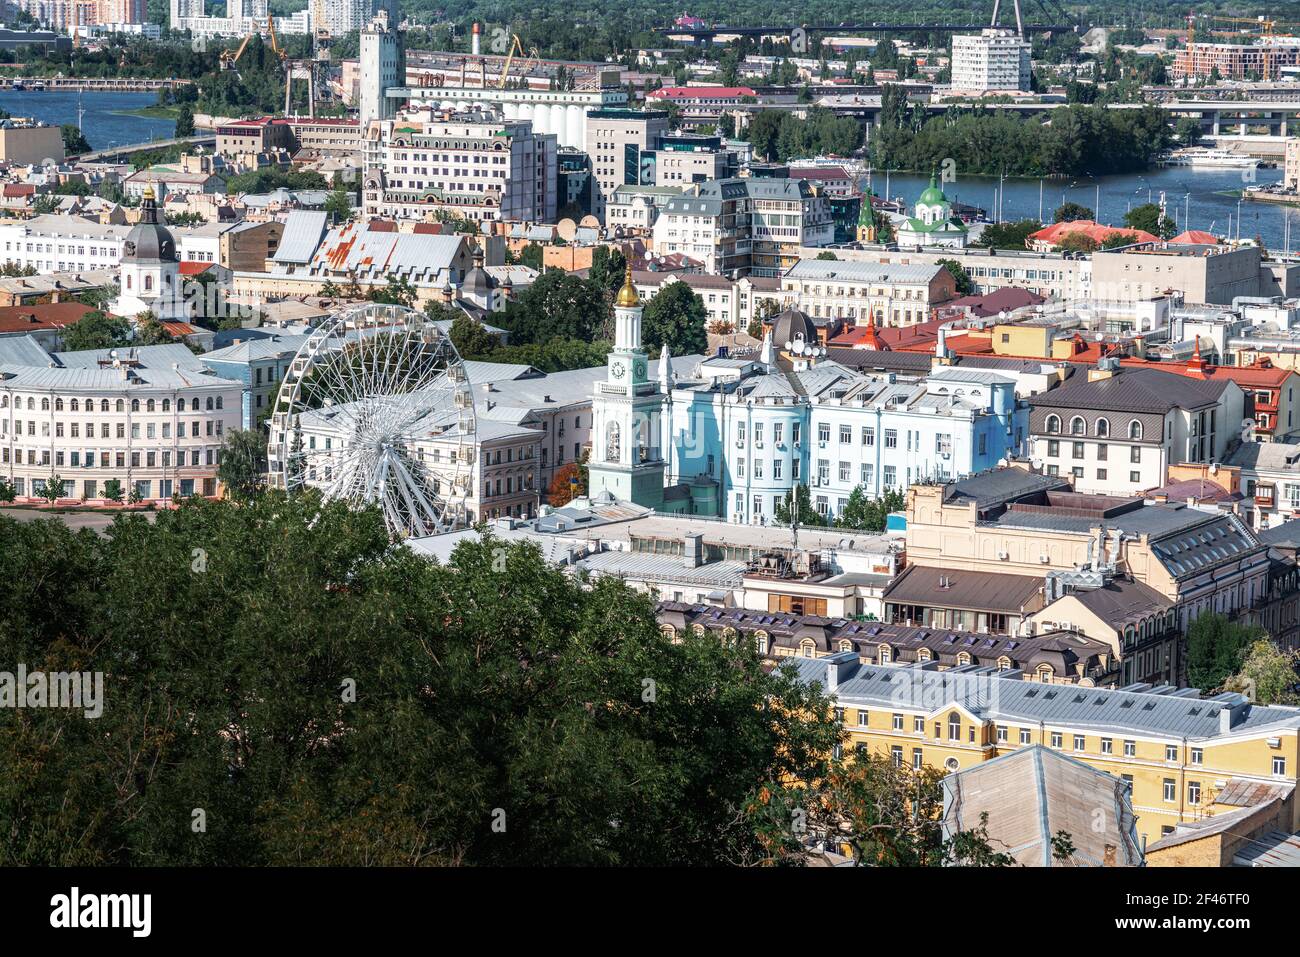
611, 361, 626, 379
634, 361, 646, 379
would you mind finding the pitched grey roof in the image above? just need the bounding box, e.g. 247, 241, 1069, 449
785, 259, 944, 285
942, 468, 1069, 509
272, 210, 329, 265
1030, 367, 1229, 413
783, 657, 1300, 741
1067, 577, 1172, 628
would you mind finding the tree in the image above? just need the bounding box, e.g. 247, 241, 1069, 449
60, 312, 131, 352
1054, 202, 1094, 223
1056, 232, 1099, 254
216, 430, 267, 501
1186, 613, 1264, 692
102, 479, 124, 503
324, 188, 353, 223
60, 124, 91, 155
0, 479, 14, 503
751, 752, 1016, 866
936, 259, 974, 296
774, 484, 825, 527
1100, 231, 1141, 249
369, 275, 417, 308
502, 269, 607, 345
0, 498, 842, 865
1124, 203, 1176, 240
548, 462, 586, 507
447, 314, 499, 360
174, 104, 195, 138
973, 219, 1040, 250
816, 251, 839, 261
641, 282, 708, 356
835, 487, 906, 532
40, 474, 63, 506
1225, 640, 1300, 706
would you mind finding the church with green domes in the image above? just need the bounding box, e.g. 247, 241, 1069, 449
895, 172, 969, 249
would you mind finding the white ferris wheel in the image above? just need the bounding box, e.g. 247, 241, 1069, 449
267, 303, 476, 538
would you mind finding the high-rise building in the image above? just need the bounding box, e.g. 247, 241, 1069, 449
583, 109, 669, 222
359, 8, 404, 130
950, 29, 1031, 93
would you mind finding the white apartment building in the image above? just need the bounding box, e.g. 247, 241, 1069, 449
631, 272, 785, 330
0, 215, 228, 274
362, 108, 558, 224
950, 29, 1031, 93
1284, 136, 1300, 192
605, 185, 683, 234
653, 178, 834, 278
0, 344, 242, 503
781, 258, 957, 327
1028, 363, 1244, 497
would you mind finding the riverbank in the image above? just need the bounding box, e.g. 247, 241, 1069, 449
119, 105, 182, 120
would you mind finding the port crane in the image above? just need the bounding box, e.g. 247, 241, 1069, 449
497, 34, 540, 89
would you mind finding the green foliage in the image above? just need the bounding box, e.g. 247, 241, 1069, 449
774, 484, 825, 527
1124, 202, 1176, 240
1054, 202, 1094, 223
60, 124, 91, 155
324, 188, 353, 223
972, 219, 1040, 250
102, 479, 124, 503
869, 100, 1171, 177
217, 430, 268, 501
40, 475, 63, 505
642, 282, 708, 356
226, 168, 329, 196
745, 107, 862, 162
0, 499, 843, 865
499, 269, 608, 345
60, 312, 131, 352
0, 479, 14, 503
936, 258, 973, 296
835, 487, 905, 532
1225, 640, 1300, 706
1186, 613, 1265, 692
174, 104, 195, 139
368, 276, 418, 308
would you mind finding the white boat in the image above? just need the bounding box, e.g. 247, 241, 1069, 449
1158, 147, 1258, 170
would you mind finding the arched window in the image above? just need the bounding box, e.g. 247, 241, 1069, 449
146, 399, 155, 412
917, 648, 932, 662
162, 399, 170, 411
948, 712, 961, 740
1046, 414, 1061, 434
215, 396, 223, 410
839, 639, 853, 653
997, 656, 1012, 671
800, 639, 815, 658
878, 644, 892, 664
40, 397, 48, 411
70, 399, 78, 412
659, 624, 676, 641
115, 399, 124, 413
131, 399, 140, 412
100, 399, 109, 412
1070, 416, 1084, 435
26, 397, 33, 410
691, 624, 705, 637
1095, 417, 1109, 436
1129, 420, 1143, 440
0, 396, 7, 408
957, 651, 972, 665
144, 275, 153, 292
54, 398, 63, 411
206, 397, 214, 411
1037, 665, 1054, 683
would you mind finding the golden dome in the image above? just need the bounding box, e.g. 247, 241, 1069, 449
615, 261, 640, 308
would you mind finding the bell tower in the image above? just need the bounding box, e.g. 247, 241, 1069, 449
587, 263, 666, 508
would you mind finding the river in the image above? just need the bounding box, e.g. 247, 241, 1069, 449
871, 166, 1299, 253
0, 90, 176, 152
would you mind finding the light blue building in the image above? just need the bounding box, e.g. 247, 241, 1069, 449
653, 308, 1025, 524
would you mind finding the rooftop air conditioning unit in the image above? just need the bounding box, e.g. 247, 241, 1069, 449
1268, 737, 1281, 748
1039, 555, 1050, 564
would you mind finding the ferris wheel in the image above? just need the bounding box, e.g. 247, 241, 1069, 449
267, 303, 476, 539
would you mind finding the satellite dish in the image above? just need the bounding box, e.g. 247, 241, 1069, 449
1031, 458, 1044, 470
579, 214, 600, 229
556, 218, 577, 242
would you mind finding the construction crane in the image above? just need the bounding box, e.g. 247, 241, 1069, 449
497, 34, 539, 89
219, 33, 255, 71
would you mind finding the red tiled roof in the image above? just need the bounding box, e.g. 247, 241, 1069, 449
1028, 220, 1158, 247
0, 301, 94, 333
646, 86, 756, 99
1170, 230, 1219, 245
3, 184, 35, 198
943, 287, 1046, 317
1118, 354, 1294, 388
178, 261, 214, 276
411, 222, 444, 234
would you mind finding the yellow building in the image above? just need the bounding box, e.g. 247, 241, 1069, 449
791, 652, 1300, 848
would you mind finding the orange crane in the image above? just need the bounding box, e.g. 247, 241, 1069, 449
497, 34, 539, 89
